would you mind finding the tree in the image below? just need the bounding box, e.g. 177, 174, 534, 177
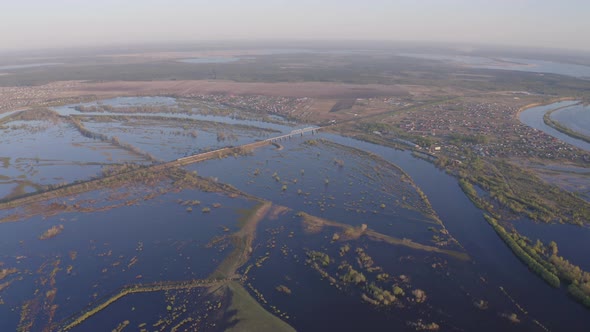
549, 241, 558, 256
472, 157, 484, 172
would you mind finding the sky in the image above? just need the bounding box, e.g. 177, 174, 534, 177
1, 0, 589, 51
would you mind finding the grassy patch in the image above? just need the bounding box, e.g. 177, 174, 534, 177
225, 282, 295, 332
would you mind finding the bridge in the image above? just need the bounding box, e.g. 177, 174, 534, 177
267, 126, 318, 142
175, 126, 320, 165
0, 126, 322, 210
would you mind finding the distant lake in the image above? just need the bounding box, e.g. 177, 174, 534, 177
400, 53, 590, 80
178, 57, 243, 64
177, 49, 316, 64
0, 62, 62, 71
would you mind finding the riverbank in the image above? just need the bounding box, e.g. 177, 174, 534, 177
544, 107, 590, 144
514, 97, 576, 119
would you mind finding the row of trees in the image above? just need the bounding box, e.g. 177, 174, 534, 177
69, 118, 158, 162
484, 215, 560, 287
486, 214, 590, 308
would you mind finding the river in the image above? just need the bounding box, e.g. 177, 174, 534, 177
550, 103, 590, 137
192, 131, 590, 331
519, 100, 590, 152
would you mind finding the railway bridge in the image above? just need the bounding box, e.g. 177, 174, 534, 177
0, 126, 322, 210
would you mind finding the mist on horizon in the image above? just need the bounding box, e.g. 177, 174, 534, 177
1, 0, 589, 52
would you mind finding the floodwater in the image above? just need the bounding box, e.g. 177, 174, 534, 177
192, 132, 590, 331
82, 117, 275, 161
0, 188, 255, 331
52, 96, 301, 134
1, 96, 589, 331
0, 120, 144, 200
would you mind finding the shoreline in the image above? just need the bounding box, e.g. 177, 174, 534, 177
516, 97, 590, 147
543, 106, 590, 144
513, 96, 577, 119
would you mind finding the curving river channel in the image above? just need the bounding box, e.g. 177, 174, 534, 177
519, 100, 590, 152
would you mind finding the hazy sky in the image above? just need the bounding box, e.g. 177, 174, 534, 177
1, 0, 589, 51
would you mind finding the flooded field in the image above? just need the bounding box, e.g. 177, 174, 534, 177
1, 96, 589, 331
0, 119, 144, 200
0, 183, 256, 331
81, 116, 276, 161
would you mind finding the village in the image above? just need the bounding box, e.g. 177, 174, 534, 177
393, 99, 590, 163
0, 81, 84, 113
188, 94, 311, 119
